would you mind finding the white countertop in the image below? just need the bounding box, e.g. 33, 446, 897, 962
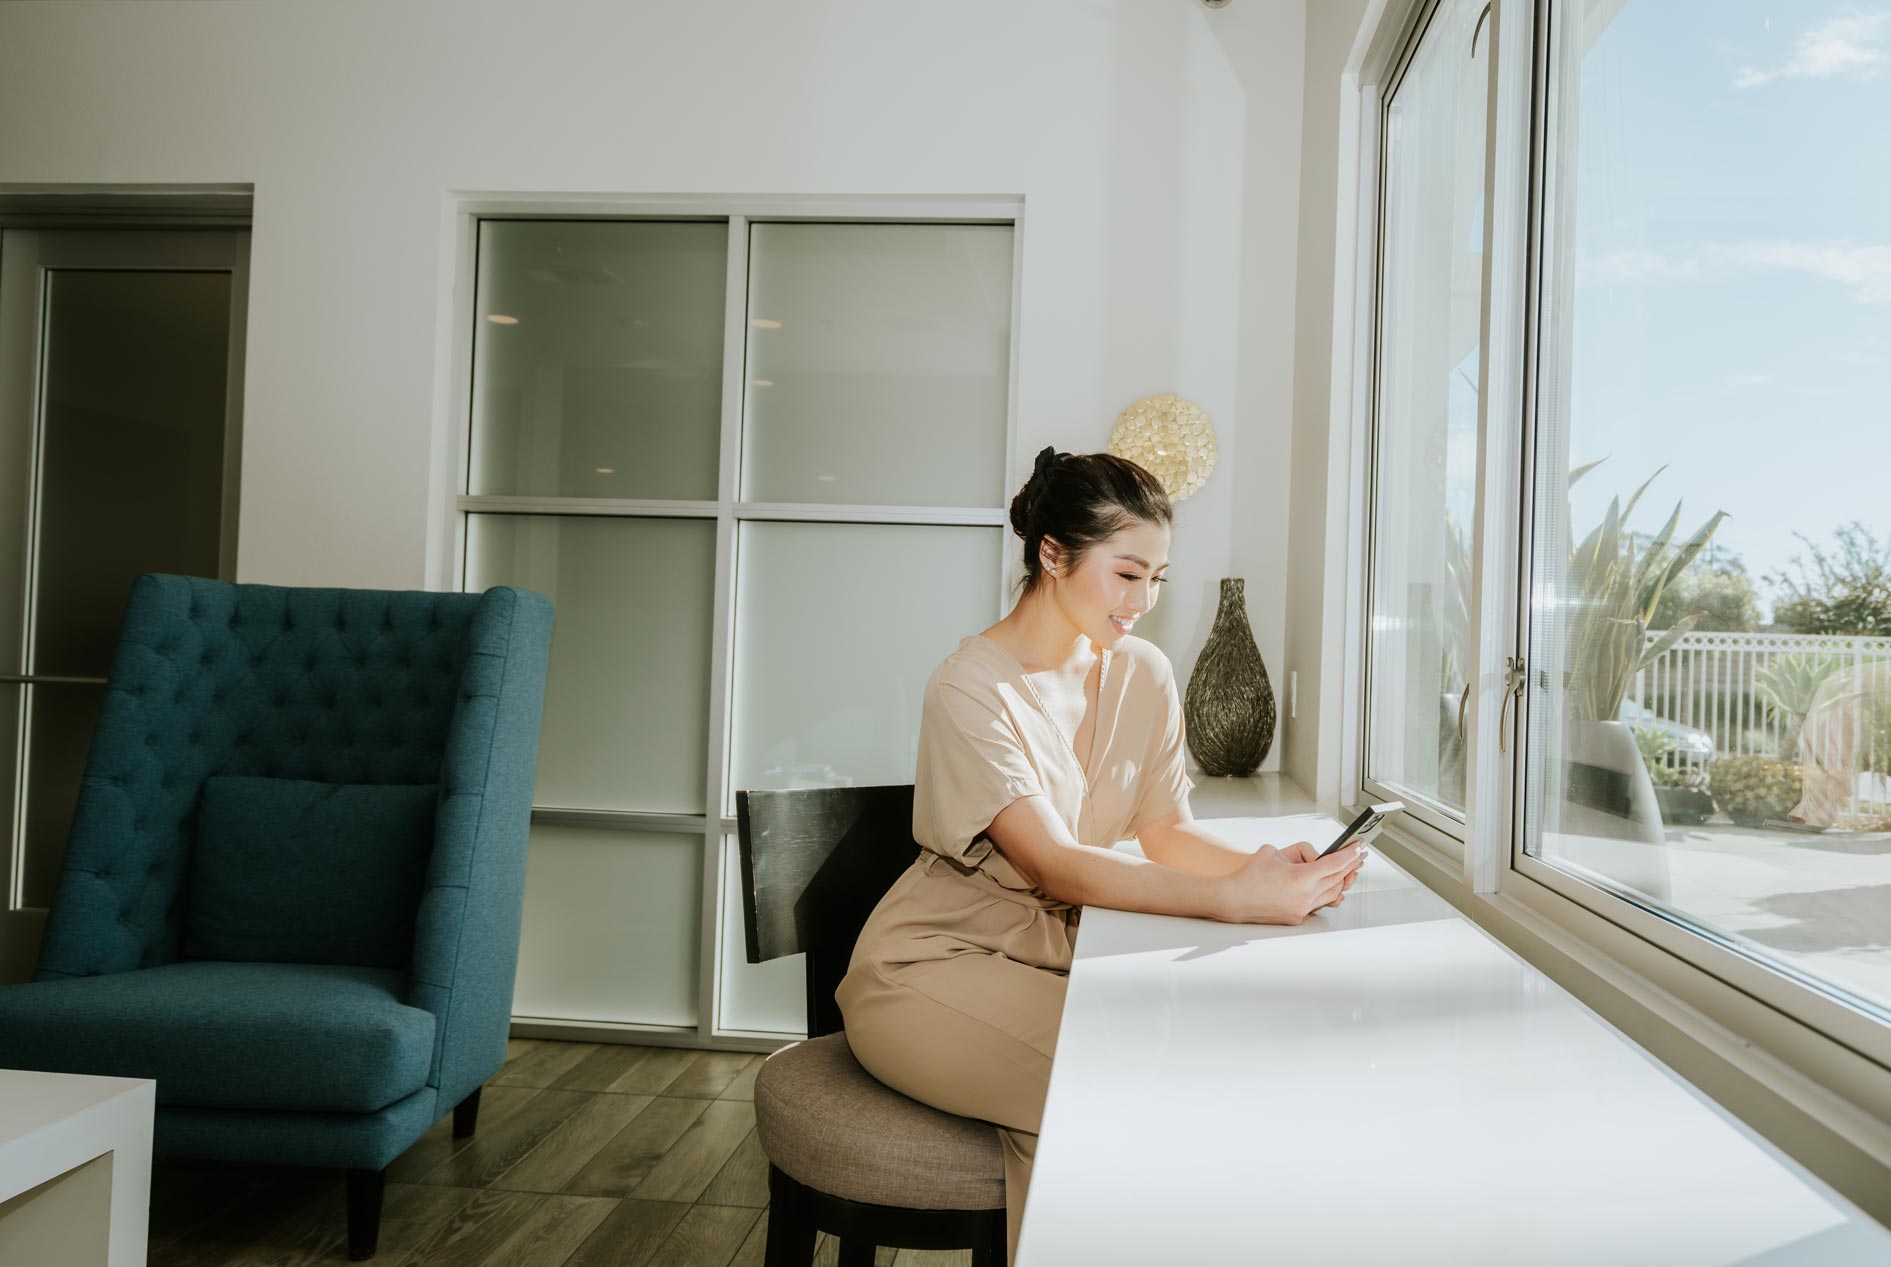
1018, 777, 1891, 1266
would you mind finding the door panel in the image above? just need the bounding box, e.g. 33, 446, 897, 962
0, 227, 248, 981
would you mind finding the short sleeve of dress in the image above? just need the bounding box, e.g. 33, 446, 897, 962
911, 674, 1046, 866
1125, 653, 1196, 837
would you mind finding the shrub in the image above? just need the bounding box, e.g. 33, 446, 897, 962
1708, 756, 1803, 827
1633, 723, 1703, 789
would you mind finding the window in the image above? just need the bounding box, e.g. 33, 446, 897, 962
1362, 0, 1493, 838
457, 208, 1016, 1042
1349, 0, 1891, 1107
1518, 1, 1891, 1028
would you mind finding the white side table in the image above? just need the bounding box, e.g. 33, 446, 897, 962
0, 1069, 155, 1267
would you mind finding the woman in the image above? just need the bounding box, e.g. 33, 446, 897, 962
834, 446, 1366, 1261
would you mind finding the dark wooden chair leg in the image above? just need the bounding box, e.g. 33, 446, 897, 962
453, 1086, 483, 1139
837, 1238, 876, 1267
765, 1164, 818, 1267
346, 1167, 386, 1261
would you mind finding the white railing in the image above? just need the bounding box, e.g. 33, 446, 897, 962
1631, 629, 1891, 822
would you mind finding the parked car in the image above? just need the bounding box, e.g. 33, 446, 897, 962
1619, 698, 1715, 763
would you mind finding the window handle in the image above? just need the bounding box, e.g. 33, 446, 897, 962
1498, 656, 1526, 754
1471, 1, 1493, 58
1457, 682, 1471, 739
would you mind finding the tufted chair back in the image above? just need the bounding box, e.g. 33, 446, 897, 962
32, 573, 554, 1104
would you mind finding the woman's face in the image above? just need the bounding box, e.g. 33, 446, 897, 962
1044, 519, 1172, 648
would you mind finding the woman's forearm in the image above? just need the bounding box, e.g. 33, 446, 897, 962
1043, 843, 1228, 920
1139, 821, 1251, 877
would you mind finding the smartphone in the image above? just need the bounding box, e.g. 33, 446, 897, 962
1316, 801, 1403, 859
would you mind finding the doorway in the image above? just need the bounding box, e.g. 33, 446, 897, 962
0, 224, 249, 980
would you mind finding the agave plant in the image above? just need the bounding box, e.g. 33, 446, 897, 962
1564, 462, 1727, 724
1754, 652, 1847, 733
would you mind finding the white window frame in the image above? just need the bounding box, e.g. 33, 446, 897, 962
1331, 0, 1891, 1206
431, 194, 1024, 1053
1351, 0, 1502, 856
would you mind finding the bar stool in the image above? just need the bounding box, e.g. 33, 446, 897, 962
735, 784, 1009, 1267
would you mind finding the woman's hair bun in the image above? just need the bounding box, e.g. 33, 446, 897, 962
1008, 445, 1062, 539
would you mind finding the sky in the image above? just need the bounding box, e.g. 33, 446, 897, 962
1563, 1, 1891, 621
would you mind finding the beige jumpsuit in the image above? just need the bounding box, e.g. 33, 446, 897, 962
834, 633, 1195, 1263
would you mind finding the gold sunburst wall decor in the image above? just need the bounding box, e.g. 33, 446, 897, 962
1107, 393, 1218, 502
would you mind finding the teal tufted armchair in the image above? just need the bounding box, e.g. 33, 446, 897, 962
0, 573, 553, 1260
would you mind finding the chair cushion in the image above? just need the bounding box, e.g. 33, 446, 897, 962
184, 775, 437, 969
754, 1031, 1005, 1210
0, 961, 435, 1113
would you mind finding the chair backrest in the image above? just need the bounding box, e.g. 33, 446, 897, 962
735, 784, 920, 1038
33, 575, 528, 974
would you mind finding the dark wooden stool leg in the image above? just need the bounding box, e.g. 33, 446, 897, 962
346, 1167, 386, 1261
971, 1208, 1006, 1267
765, 1164, 818, 1267
837, 1239, 876, 1267
453, 1086, 483, 1139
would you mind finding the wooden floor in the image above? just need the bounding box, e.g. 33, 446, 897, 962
150, 1038, 973, 1267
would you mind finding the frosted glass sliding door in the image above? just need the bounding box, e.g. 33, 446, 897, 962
513, 827, 703, 1027
460, 206, 1016, 1041
730, 520, 1005, 804
715, 833, 806, 1036
470, 220, 727, 501
465, 514, 715, 815
742, 223, 1012, 508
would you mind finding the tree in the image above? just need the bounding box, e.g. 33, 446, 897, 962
1647, 541, 1760, 632
1765, 521, 1891, 636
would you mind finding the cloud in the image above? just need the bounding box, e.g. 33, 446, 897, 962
1575, 240, 1891, 303
1733, 13, 1890, 89
1830, 351, 1881, 365
1728, 372, 1776, 387
1574, 249, 1703, 286
1716, 239, 1891, 302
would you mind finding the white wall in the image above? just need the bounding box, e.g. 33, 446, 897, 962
0, 0, 1308, 758
1283, 0, 1372, 802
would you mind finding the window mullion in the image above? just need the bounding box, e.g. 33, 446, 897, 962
698, 213, 749, 1042
1465, 0, 1537, 893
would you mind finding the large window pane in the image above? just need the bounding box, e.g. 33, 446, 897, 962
742, 223, 1012, 507
466, 514, 715, 814
513, 827, 702, 1027
731, 520, 1002, 805
470, 220, 727, 501
1364, 0, 1490, 820
1523, 1, 1891, 1016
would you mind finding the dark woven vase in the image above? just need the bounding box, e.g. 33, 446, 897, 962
1183, 578, 1276, 776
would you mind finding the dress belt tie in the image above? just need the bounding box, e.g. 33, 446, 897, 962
920, 849, 1077, 913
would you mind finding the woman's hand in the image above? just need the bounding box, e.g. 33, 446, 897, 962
1212, 840, 1365, 925
1284, 840, 1364, 911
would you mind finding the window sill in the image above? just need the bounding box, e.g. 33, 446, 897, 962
1369, 823, 1891, 1229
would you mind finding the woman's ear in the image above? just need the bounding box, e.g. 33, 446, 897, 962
1038, 536, 1064, 580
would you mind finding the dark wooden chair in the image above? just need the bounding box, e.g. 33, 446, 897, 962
735, 785, 1008, 1267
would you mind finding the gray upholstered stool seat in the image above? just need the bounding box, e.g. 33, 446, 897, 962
754, 1031, 1006, 1211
